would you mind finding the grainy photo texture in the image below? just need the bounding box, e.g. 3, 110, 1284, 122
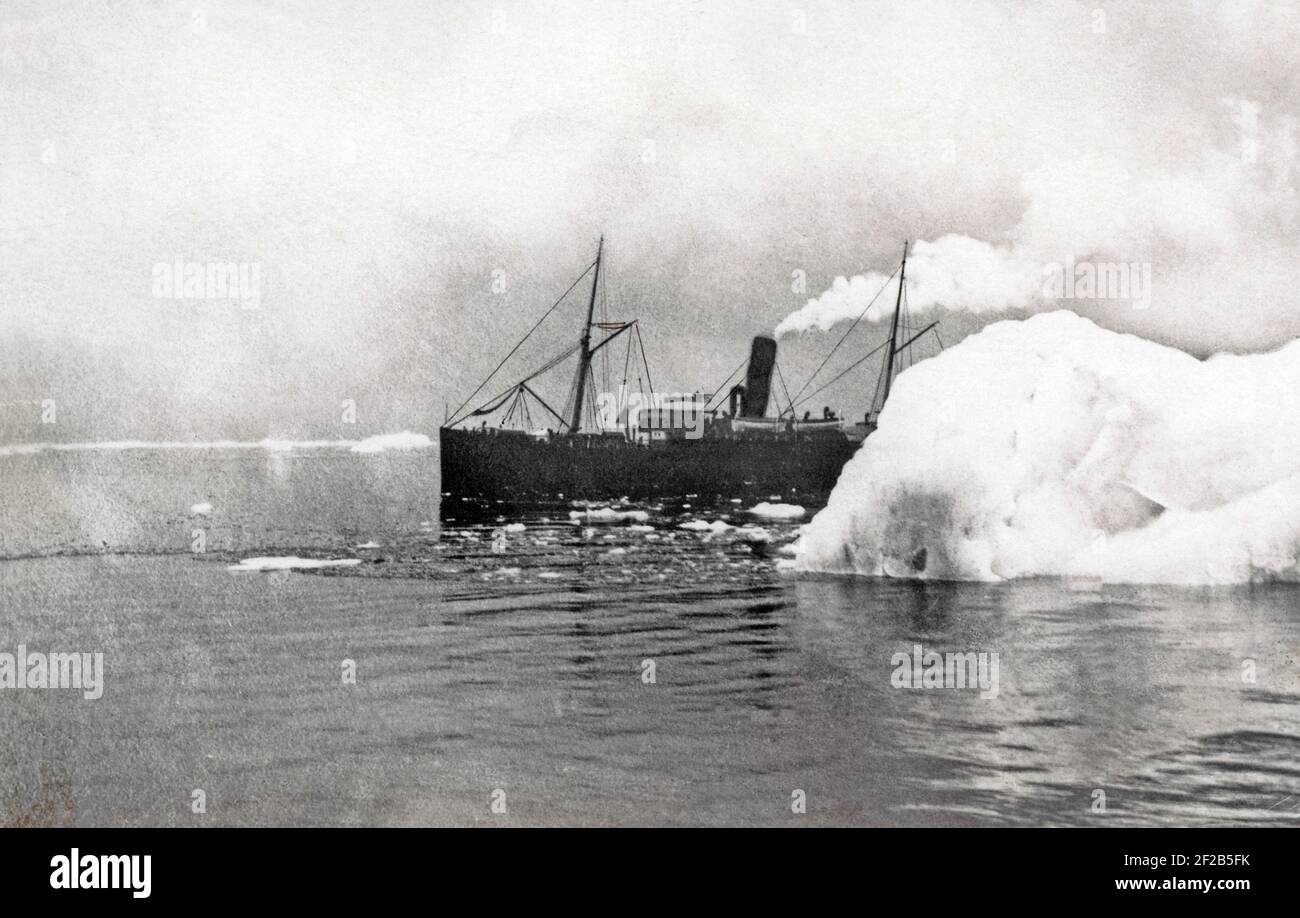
1, 1, 1297, 849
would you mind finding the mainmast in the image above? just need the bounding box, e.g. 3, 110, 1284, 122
880, 240, 908, 406
569, 235, 603, 433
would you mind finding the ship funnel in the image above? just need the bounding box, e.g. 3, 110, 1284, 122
741, 336, 777, 418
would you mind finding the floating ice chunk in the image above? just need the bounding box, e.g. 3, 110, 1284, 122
349, 431, 433, 453
227, 556, 361, 572
568, 508, 650, 523
679, 520, 733, 533
747, 502, 807, 520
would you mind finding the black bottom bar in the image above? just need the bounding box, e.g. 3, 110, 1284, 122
0, 828, 1282, 904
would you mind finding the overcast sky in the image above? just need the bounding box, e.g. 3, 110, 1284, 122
3, 0, 1299, 439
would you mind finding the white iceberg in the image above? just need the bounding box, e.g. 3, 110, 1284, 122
795, 311, 1300, 584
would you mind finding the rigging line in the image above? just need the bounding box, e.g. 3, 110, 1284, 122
523, 341, 582, 380
464, 387, 515, 417
620, 333, 634, 429
635, 324, 655, 397
703, 364, 747, 414
603, 244, 613, 395
794, 338, 891, 412
774, 360, 796, 418
447, 259, 597, 427
456, 341, 581, 424
634, 369, 646, 435
512, 388, 524, 427
621, 331, 633, 393
501, 387, 519, 428
870, 354, 887, 415
586, 365, 600, 430
901, 282, 913, 372
520, 382, 567, 429
562, 370, 578, 431
788, 263, 901, 408
703, 354, 750, 412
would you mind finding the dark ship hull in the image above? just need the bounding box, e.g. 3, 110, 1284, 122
439, 425, 861, 501
440, 239, 933, 507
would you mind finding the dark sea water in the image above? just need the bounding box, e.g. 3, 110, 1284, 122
1, 447, 1298, 826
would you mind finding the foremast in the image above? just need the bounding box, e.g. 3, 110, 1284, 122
569, 236, 603, 433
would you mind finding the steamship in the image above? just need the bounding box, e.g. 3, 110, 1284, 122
439, 238, 940, 502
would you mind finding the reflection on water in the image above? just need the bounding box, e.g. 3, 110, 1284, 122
793, 578, 1300, 825
1, 450, 1297, 825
